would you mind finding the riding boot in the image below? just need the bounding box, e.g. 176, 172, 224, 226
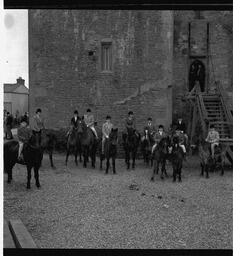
183, 152, 187, 161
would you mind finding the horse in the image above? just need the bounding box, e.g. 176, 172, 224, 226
40, 130, 57, 169
122, 127, 141, 170
100, 128, 118, 174
168, 135, 184, 182
196, 137, 225, 178
65, 126, 82, 166
151, 136, 170, 181
141, 129, 153, 166
4, 134, 43, 189
79, 121, 98, 168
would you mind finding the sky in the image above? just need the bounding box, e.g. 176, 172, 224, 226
3, 10, 28, 87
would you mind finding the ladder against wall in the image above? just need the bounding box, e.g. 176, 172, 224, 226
187, 81, 233, 165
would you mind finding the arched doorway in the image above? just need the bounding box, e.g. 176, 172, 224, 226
188, 59, 206, 92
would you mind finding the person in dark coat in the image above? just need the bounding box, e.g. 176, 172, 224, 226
176, 117, 186, 133
67, 110, 81, 136
5, 112, 13, 139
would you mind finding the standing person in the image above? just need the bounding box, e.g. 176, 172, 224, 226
5, 112, 13, 140
151, 125, 167, 153
205, 124, 220, 159
21, 112, 29, 125
84, 109, 98, 139
102, 115, 113, 155
67, 110, 81, 137
30, 108, 45, 145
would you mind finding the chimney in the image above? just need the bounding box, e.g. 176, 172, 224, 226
16, 77, 25, 85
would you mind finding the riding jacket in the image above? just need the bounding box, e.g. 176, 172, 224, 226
71, 116, 81, 128
153, 131, 167, 143
18, 126, 31, 143
124, 117, 136, 130
206, 130, 220, 144
144, 124, 156, 136
175, 121, 186, 133
31, 114, 44, 132
102, 122, 113, 139
84, 114, 95, 127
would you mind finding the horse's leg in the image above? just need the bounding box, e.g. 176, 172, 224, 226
112, 157, 116, 174
172, 164, 176, 182
164, 160, 168, 177
160, 161, 164, 180
49, 149, 55, 169
34, 165, 41, 188
206, 164, 209, 178
151, 160, 157, 182
105, 157, 109, 174
132, 151, 136, 169
201, 163, 204, 176
178, 165, 182, 182
26, 165, 32, 189
75, 147, 78, 166
83, 147, 87, 168
126, 151, 130, 170
65, 147, 70, 166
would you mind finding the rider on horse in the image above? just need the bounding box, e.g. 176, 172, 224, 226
123, 111, 140, 138
17, 120, 32, 161
205, 124, 220, 159
84, 108, 98, 139
101, 115, 113, 155
151, 125, 167, 153
30, 108, 45, 145
142, 117, 156, 142
67, 110, 81, 137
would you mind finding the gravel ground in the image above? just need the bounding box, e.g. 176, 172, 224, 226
4, 153, 233, 249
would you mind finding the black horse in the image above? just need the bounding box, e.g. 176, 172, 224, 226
141, 129, 154, 166
151, 136, 170, 181
100, 128, 118, 174
123, 127, 141, 170
4, 134, 43, 189
65, 126, 82, 166
40, 130, 57, 169
168, 136, 184, 182
79, 121, 98, 168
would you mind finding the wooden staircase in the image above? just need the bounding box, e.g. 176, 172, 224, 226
187, 82, 233, 165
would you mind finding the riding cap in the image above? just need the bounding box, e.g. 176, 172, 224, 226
87, 109, 91, 112
74, 110, 78, 114
158, 125, 164, 129
128, 111, 133, 115
148, 117, 152, 121
36, 108, 42, 113
209, 124, 215, 129
106, 115, 111, 119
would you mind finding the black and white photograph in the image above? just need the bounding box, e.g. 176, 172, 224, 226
2, 2, 233, 252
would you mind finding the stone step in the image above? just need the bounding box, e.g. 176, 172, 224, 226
9, 219, 37, 248
4, 220, 16, 248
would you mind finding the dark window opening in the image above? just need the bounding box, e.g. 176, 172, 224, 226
101, 42, 112, 71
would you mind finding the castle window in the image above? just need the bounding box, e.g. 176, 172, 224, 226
101, 42, 112, 71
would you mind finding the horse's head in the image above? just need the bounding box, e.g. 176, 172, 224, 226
110, 128, 118, 145
158, 136, 170, 154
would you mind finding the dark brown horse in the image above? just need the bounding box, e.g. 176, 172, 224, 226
100, 128, 118, 174
65, 126, 82, 166
141, 129, 154, 166
79, 121, 98, 168
4, 134, 43, 189
151, 136, 170, 181
168, 135, 184, 182
196, 137, 225, 178
123, 127, 141, 170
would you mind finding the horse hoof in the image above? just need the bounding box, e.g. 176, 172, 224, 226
160, 176, 164, 180
113, 172, 116, 175
36, 183, 41, 188
173, 179, 176, 182
151, 177, 154, 182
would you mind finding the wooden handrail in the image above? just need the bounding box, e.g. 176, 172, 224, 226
216, 81, 233, 138
198, 93, 208, 121
196, 94, 208, 137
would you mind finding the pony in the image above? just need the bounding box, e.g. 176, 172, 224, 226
151, 136, 170, 181
122, 127, 141, 170
79, 121, 98, 168
100, 128, 118, 174
141, 129, 154, 166
4, 134, 43, 189
196, 136, 225, 178
168, 135, 184, 182
65, 125, 82, 166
